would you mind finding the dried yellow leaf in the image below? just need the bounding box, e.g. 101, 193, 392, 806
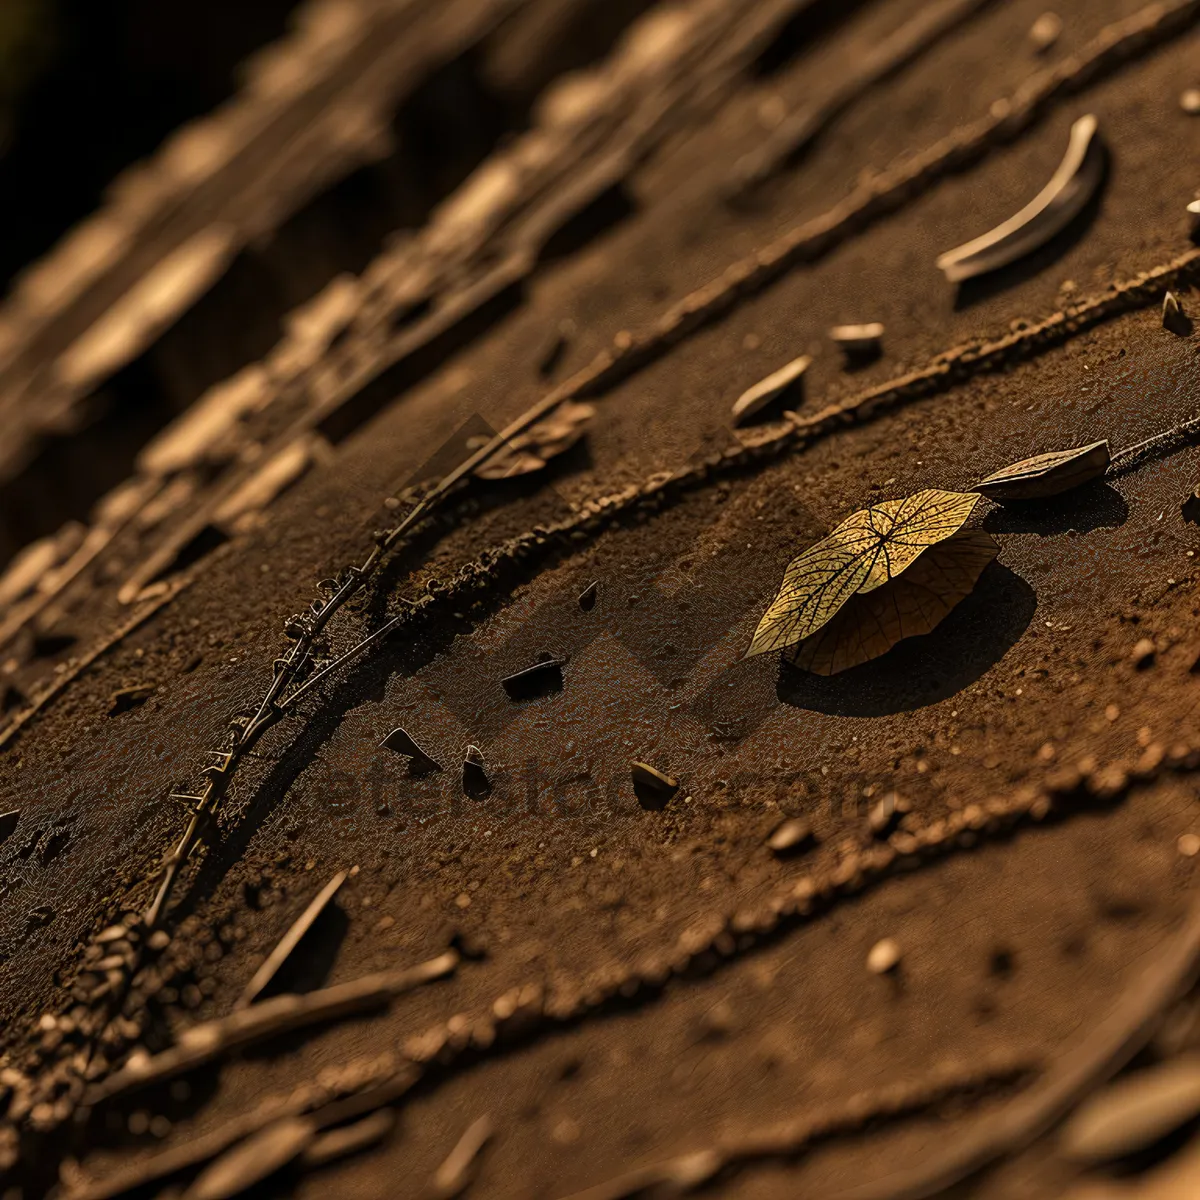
784, 529, 998, 675
745, 489, 981, 658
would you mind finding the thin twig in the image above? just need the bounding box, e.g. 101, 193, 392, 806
234, 870, 348, 1009
86, 950, 458, 1104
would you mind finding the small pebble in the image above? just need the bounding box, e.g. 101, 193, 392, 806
1028, 11, 1062, 53
1060, 1055, 1200, 1163
1179, 833, 1200, 858
1181, 88, 1200, 115
767, 817, 813, 854
868, 792, 908, 837
1132, 638, 1157, 669
867, 938, 901, 974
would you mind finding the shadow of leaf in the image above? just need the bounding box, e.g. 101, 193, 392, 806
776, 562, 1036, 717
982, 480, 1128, 536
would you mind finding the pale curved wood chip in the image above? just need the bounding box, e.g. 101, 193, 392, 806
784, 529, 997, 675
746, 490, 981, 658
731, 355, 810, 425
936, 114, 1104, 283
975, 439, 1110, 499
183, 1116, 316, 1200
473, 402, 595, 480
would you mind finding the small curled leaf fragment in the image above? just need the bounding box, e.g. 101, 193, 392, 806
936, 114, 1104, 283
472, 402, 595, 480
731, 355, 810, 425
974, 440, 1110, 500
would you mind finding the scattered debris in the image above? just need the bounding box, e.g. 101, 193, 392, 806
430, 1115, 494, 1199
748, 489, 981, 659
730, 355, 810, 425
830, 323, 884, 361
869, 793, 910, 837
183, 1116, 316, 1200
1028, 11, 1063, 53
236, 871, 348, 1009
1132, 638, 1157, 669
379, 727, 442, 774
578, 580, 599, 611
867, 938, 902, 974
501, 655, 565, 700
936, 114, 1104, 282
463, 745, 491, 798
975, 440, 1111, 500
472, 402, 595, 480
86, 951, 458, 1103
0, 809, 19, 844
108, 683, 156, 716
1182, 88, 1200, 115
1183, 487, 1200, 524
1163, 289, 1192, 335
767, 817, 814, 855
301, 1109, 396, 1169
1059, 1055, 1200, 1163
631, 761, 679, 809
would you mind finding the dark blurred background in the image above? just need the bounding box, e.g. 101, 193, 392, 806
0, 0, 300, 295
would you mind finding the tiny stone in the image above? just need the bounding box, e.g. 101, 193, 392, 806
1181, 88, 1200, 115
1028, 11, 1062, 53
868, 792, 908, 837
1179, 833, 1200, 858
1105, 704, 1120, 722
1061, 1056, 1200, 1163
867, 938, 901, 975
829, 323, 884, 360
767, 817, 813, 855
1132, 638, 1157, 669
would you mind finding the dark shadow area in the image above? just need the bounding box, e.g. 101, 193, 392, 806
981, 480, 1129, 536
775, 563, 1037, 717
536, 179, 638, 265
951, 150, 1109, 311
250, 902, 349, 1006
752, 0, 875, 77
0, 0, 300, 294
